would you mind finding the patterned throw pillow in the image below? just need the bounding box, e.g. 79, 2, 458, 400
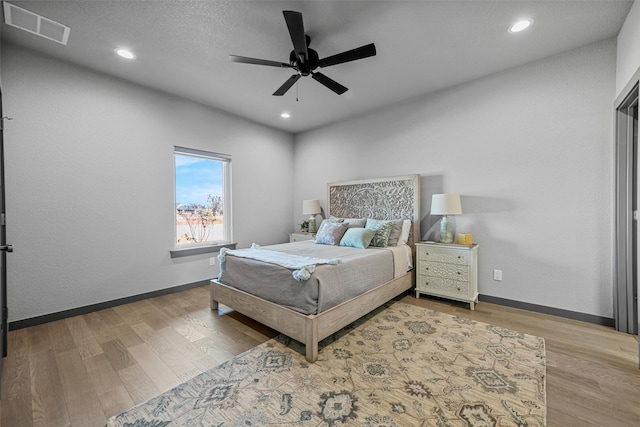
386, 219, 405, 246
365, 219, 394, 247
314, 220, 349, 245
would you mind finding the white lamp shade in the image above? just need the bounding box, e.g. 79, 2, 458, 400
431, 194, 462, 215
302, 199, 321, 215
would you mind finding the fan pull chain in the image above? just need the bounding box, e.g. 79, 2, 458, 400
296, 80, 299, 102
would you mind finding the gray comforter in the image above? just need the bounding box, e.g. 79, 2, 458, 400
217, 240, 395, 315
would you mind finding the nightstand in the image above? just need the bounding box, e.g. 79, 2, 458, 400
415, 242, 479, 310
289, 232, 316, 242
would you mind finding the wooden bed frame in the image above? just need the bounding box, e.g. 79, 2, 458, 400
210, 174, 420, 362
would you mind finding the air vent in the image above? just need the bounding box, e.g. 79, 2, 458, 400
3, 2, 70, 45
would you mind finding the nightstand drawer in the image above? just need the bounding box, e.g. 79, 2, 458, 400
416, 275, 469, 297
417, 246, 469, 265
418, 262, 469, 281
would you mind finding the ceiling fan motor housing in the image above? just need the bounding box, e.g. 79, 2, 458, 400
289, 48, 319, 76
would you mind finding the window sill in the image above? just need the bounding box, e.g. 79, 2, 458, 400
170, 243, 236, 258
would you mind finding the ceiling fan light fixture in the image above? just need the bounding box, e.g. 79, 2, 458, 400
280, 112, 291, 119
509, 19, 534, 33
115, 48, 136, 59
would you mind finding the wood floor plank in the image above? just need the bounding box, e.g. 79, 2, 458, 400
101, 339, 135, 372
174, 323, 207, 342
127, 342, 182, 393
108, 324, 144, 348
111, 303, 144, 325
97, 384, 135, 420
117, 364, 161, 405
155, 326, 207, 362
65, 316, 104, 360
96, 307, 126, 328
129, 322, 174, 355
26, 324, 53, 355
139, 309, 176, 331
54, 349, 106, 427
84, 353, 126, 397
1, 328, 33, 427
46, 319, 77, 354
29, 349, 70, 427
155, 347, 201, 380
84, 311, 119, 344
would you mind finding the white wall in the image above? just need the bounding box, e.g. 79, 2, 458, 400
2, 43, 294, 322
294, 39, 616, 318
617, 0, 640, 96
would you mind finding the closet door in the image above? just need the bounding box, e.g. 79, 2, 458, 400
0, 85, 5, 381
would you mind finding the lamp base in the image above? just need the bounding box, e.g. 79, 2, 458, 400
439, 215, 455, 243
308, 217, 317, 233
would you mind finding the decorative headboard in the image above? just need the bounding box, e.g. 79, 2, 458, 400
327, 174, 421, 249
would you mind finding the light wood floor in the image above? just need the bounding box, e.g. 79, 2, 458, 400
1, 286, 639, 426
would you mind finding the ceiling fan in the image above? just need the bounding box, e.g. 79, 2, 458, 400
230, 10, 376, 96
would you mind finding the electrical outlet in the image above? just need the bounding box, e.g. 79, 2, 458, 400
209, 257, 216, 266
493, 269, 503, 281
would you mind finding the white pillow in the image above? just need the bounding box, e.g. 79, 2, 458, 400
397, 220, 412, 245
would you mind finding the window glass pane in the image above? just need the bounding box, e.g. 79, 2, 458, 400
175, 152, 228, 247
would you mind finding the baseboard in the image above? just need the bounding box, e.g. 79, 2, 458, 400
9, 285, 616, 331
8, 280, 211, 331
478, 294, 615, 327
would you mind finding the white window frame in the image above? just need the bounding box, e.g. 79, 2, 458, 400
171, 146, 232, 257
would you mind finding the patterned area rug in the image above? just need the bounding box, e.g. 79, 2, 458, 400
108, 302, 546, 426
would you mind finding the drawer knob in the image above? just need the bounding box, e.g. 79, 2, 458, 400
457, 271, 461, 275
457, 287, 461, 291
458, 255, 461, 259
425, 282, 429, 286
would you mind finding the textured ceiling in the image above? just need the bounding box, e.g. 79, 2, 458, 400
1, 1, 633, 133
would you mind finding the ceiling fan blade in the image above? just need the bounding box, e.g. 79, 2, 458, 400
311, 72, 348, 95
273, 74, 302, 96
317, 43, 377, 68
283, 11, 308, 63
230, 55, 290, 68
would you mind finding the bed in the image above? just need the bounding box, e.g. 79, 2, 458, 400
210, 174, 420, 362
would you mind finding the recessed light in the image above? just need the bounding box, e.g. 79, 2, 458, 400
509, 19, 534, 33
115, 48, 135, 59
280, 112, 291, 119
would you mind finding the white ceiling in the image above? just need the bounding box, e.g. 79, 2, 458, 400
1, 1, 633, 133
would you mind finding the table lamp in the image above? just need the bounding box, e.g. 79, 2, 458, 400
431, 194, 462, 243
302, 199, 321, 233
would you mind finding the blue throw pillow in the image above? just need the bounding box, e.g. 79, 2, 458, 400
339, 227, 376, 249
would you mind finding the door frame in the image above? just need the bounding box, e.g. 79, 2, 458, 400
0, 83, 5, 390
615, 81, 638, 334
614, 67, 640, 368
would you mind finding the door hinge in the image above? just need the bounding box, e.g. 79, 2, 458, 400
0, 116, 13, 131
2, 307, 7, 321
0, 213, 4, 226
634, 210, 638, 221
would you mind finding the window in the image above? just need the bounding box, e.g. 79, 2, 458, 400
174, 146, 231, 250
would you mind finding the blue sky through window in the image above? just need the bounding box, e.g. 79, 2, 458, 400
175, 154, 223, 206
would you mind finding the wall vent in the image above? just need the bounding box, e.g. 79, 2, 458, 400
3, 2, 70, 45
